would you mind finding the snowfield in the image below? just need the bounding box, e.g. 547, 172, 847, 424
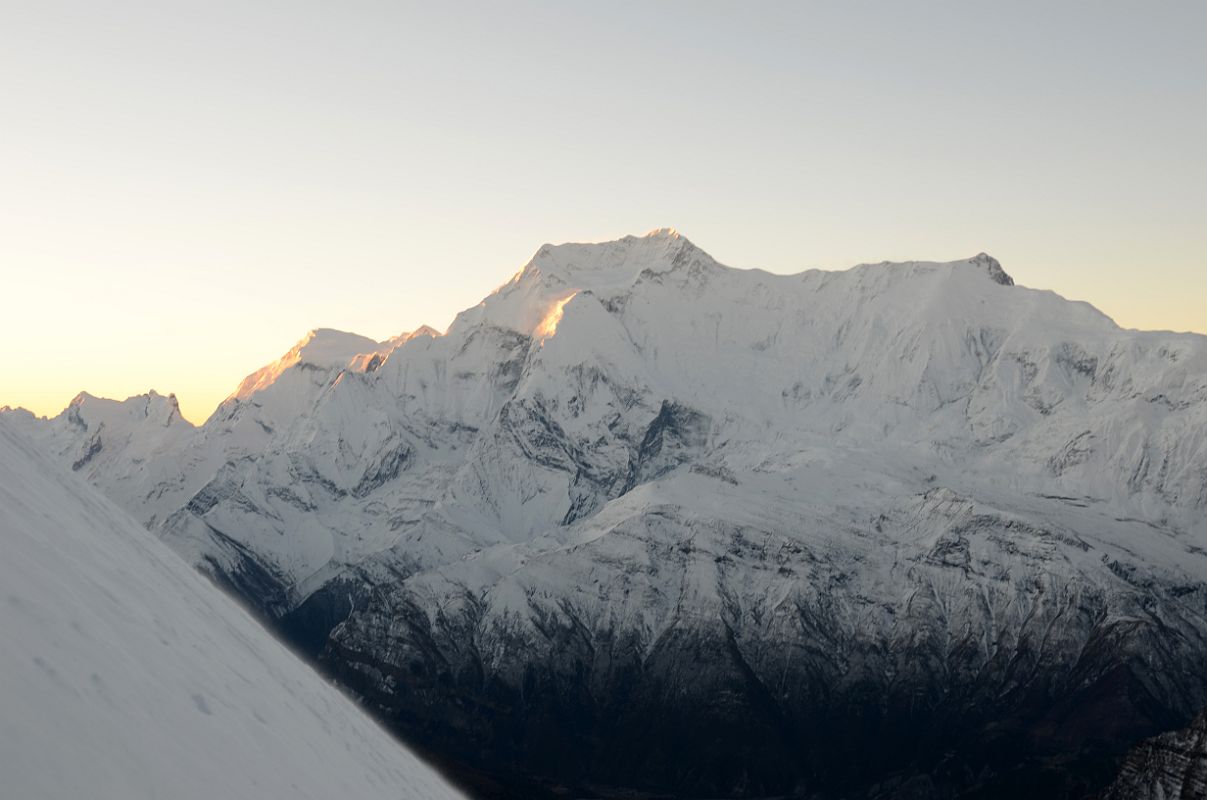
0, 417, 464, 800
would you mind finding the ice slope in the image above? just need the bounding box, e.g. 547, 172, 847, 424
0, 418, 464, 800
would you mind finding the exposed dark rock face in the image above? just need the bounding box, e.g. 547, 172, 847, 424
971, 252, 1014, 287
625, 400, 710, 490
1100, 710, 1207, 800
316, 598, 1198, 799
303, 492, 1207, 799
197, 525, 296, 620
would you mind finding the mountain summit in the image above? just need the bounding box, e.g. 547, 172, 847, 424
8, 231, 1207, 799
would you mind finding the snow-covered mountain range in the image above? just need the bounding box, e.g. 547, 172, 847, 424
0, 416, 464, 800
7, 228, 1207, 798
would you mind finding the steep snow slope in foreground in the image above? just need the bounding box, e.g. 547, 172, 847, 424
0, 418, 463, 800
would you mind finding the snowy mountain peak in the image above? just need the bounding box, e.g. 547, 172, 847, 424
290, 328, 383, 368
525, 228, 709, 282
408, 323, 443, 338
458, 229, 718, 338
0, 404, 35, 421
969, 251, 1014, 285
63, 390, 188, 431
380, 324, 442, 350
229, 328, 384, 403
352, 326, 443, 372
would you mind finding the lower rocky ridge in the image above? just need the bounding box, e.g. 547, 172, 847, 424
257, 472, 1207, 800
1100, 710, 1207, 800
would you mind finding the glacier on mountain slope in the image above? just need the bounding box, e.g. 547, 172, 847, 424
0, 417, 464, 800
8, 228, 1207, 797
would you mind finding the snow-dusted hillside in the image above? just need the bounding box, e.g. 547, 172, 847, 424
0, 418, 464, 800
8, 229, 1207, 797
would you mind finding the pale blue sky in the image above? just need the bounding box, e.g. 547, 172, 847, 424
2, 1, 1205, 421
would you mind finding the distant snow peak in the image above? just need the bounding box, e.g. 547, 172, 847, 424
627, 226, 697, 255
381, 324, 442, 350
410, 324, 443, 338
0, 404, 33, 420
292, 328, 382, 368
518, 229, 711, 298
230, 327, 382, 401
65, 389, 187, 430
351, 326, 442, 373
970, 252, 1014, 286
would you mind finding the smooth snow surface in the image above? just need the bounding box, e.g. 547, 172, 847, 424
0, 418, 464, 800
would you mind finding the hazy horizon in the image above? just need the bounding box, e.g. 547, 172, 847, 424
3, 1, 1204, 423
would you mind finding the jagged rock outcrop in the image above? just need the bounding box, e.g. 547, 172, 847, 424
1101, 710, 1207, 799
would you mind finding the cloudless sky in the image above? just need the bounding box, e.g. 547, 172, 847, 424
2, 1, 1205, 423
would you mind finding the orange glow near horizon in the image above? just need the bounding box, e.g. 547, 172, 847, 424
1, 4, 1204, 424
3, 242, 1205, 427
